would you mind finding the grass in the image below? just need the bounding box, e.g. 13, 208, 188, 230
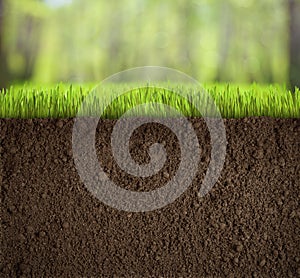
0, 83, 299, 118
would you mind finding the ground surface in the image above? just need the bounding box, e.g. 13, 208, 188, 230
1, 117, 300, 277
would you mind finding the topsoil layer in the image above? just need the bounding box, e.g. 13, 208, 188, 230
1, 117, 299, 277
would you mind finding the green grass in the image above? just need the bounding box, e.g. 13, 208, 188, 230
0, 83, 299, 118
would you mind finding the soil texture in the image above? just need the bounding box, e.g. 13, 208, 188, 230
1, 117, 300, 277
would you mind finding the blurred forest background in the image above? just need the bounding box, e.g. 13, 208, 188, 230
0, 0, 299, 89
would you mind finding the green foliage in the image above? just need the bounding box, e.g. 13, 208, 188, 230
0, 83, 299, 118
2, 0, 289, 84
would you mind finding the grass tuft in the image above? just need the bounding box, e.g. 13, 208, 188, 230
0, 83, 299, 118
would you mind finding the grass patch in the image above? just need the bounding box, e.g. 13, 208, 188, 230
0, 83, 299, 118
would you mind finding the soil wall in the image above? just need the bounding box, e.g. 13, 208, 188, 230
1, 118, 299, 277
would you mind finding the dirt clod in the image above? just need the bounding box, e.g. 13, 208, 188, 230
235, 243, 243, 252
62, 222, 69, 229
39, 231, 46, 237
259, 259, 266, 267
56, 120, 64, 128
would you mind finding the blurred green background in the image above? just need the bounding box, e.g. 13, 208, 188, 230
0, 0, 299, 89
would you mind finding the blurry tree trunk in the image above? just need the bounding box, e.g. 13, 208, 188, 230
180, 0, 197, 77
17, 15, 41, 81
105, 2, 124, 76
0, 0, 9, 89
288, 0, 300, 90
215, 2, 232, 82
0, 0, 41, 88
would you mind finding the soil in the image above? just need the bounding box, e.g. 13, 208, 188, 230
1, 117, 300, 277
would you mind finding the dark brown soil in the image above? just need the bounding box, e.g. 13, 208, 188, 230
1, 117, 300, 277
